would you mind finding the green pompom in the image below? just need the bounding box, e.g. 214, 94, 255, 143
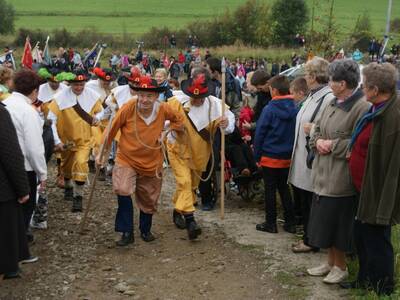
55, 72, 76, 82
38, 68, 52, 80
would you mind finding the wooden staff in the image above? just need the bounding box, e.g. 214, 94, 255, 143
79, 109, 116, 233
220, 57, 226, 220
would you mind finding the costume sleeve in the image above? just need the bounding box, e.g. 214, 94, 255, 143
103, 101, 129, 148
0, 107, 30, 198
105, 93, 117, 110
163, 102, 184, 131
47, 111, 61, 146
224, 109, 235, 135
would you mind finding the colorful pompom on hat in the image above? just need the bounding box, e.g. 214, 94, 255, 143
93, 67, 116, 82
67, 69, 89, 82
38, 67, 62, 82
129, 75, 166, 93
181, 73, 212, 99
126, 66, 142, 84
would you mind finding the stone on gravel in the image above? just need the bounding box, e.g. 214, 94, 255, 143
115, 282, 129, 293
124, 290, 136, 296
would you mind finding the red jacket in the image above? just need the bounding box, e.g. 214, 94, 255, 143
239, 106, 254, 137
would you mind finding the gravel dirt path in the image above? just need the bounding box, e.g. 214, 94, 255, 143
0, 161, 349, 299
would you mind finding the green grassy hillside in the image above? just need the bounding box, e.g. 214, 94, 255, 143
7, 0, 399, 37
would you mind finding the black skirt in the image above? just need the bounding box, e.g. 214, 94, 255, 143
307, 195, 357, 252
0, 200, 30, 275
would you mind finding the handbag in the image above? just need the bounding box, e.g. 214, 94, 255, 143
305, 93, 330, 169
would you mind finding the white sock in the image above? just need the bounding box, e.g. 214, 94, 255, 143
73, 182, 84, 198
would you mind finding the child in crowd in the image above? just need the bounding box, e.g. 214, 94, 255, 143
290, 77, 309, 108
254, 75, 298, 234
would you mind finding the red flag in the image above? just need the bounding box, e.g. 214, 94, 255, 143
21, 37, 33, 69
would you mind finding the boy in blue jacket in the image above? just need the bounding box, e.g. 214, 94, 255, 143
254, 75, 298, 234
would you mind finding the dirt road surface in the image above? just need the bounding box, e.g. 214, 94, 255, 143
0, 162, 349, 299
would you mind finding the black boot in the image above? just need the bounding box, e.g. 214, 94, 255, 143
256, 222, 278, 233
184, 214, 202, 240
64, 188, 73, 201
173, 210, 186, 230
140, 211, 155, 242
116, 232, 134, 246
88, 160, 96, 173
71, 196, 83, 212
97, 167, 106, 181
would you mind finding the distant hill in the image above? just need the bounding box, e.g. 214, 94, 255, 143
8, 0, 399, 37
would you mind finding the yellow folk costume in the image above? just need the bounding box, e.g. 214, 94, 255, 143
166, 72, 235, 241
167, 92, 235, 214
38, 81, 68, 117
48, 86, 103, 182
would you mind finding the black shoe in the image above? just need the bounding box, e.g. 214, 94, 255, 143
256, 222, 278, 233
116, 232, 134, 246
88, 160, 96, 173
71, 196, 83, 212
283, 224, 297, 234
173, 210, 186, 230
64, 188, 73, 201
4, 269, 21, 279
140, 232, 155, 242
187, 221, 202, 240
202, 202, 214, 211
339, 281, 365, 290
97, 168, 106, 181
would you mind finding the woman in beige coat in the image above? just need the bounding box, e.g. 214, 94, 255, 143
288, 57, 335, 253
306, 59, 370, 284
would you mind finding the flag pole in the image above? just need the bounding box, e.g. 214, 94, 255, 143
220, 57, 226, 220
93, 44, 105, 68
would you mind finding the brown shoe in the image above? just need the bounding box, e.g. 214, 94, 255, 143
292, 241, 313, 253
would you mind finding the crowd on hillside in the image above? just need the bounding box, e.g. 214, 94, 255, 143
1, 43, 400, 297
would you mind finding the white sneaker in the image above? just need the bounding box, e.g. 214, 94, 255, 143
323, 266, 348, 284
31, 221, 47, 229
307, 263, 332, 276
20, 256, 39, 264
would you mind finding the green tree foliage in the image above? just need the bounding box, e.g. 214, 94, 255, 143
270, 0, 309, 46
308, 0, 340, 57
141, 0, 272, 49
350, 12, 373, 51
0, 0, 15, 34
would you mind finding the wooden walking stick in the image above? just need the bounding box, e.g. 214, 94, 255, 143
79, 109, 116, 233
220, 57, 226, 220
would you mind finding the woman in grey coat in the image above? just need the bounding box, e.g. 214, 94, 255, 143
306, 59, 370, 284
288, 57, 335, 253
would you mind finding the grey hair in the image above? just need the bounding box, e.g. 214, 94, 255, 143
328, 59, 360, 89
362, 62, 399, 94
305, 56, 329, 84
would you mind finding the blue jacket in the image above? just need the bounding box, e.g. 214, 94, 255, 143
254, 96, 298, 162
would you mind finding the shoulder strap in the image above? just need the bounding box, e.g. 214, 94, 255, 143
72, 102, 94, 126
310, 92, 331, 123
184, 109, 211, 142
